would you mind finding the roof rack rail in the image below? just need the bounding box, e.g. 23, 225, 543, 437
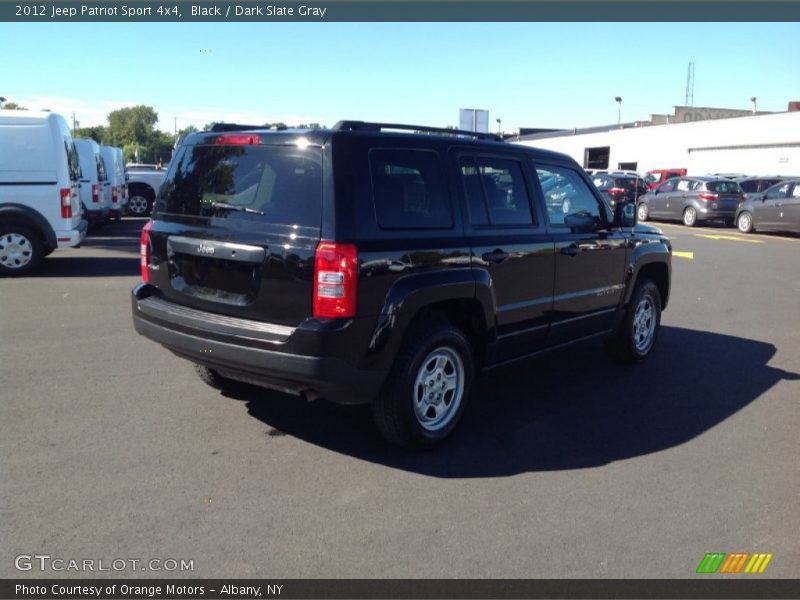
209, 123, 262, 132
332, 120, 503, 142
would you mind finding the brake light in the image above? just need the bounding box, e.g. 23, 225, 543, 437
140, 221, 152, 282
214, 134, 262, 145
60, 188, 72, 218
698, 192, 719, 202
313, 241, 358, 319
92, 183, 99, 203
608, 187, 625, 196
112, 186, 118, 205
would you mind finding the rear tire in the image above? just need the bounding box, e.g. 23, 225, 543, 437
637, 203, 649, 222
128, 191, 153, 217
606, 278, 661, 363
372, 322, 474, 448
194, 364, 246, 393
682, 206, 697, 227
0, 225, 44, 276
737, 211, 754, 233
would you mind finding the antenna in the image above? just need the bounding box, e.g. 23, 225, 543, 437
685, 61, 695, 106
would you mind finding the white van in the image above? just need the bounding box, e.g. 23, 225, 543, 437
0, 111, 87, 275
74, 138, 110, 224
100, 145, 126, 219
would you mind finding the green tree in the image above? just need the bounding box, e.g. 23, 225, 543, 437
74, 125, 107, 143
105, 105, 159, 147
1, 102, 27, 110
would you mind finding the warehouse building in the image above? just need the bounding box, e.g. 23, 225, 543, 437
514, 104, 800, 176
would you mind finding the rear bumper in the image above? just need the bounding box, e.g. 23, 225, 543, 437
695, 204, 737, 220
131, 285, 385, 404
84, 207, 110, 220
55, 219, 88, 248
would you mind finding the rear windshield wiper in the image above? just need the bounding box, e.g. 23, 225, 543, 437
210, 202, 265, 216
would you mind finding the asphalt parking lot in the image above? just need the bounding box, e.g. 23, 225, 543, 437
1, 217, 799, 579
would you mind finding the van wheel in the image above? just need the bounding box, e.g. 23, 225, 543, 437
194, 364, 245, 393
0, 226, 43, 276
372, 323, 473, 448
605, 278, 661, 363
682, 207, 697, 227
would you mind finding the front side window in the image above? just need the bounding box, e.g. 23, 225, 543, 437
460, 156, 533, 226
535, 164, 604, 227
766, 183, 791, 200
369, 149, 451, 230
657, 179, 676, 193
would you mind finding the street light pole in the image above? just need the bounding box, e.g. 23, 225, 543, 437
750, 97, 757, 114
615, 96, 622, 126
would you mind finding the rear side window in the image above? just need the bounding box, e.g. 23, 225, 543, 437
614, 178, 637, 190
96, 155, 107, 182
64, 139, 80, 182
159, 144, 322, 227
707, 181, 741, 194
460, 156, 533, 226
369, 149, 451, 230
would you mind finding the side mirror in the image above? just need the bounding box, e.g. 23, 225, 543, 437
614, 201, 636, 228
564, 212, 597, 232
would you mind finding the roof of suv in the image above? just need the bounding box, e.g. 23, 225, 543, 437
180, 120, 575, 163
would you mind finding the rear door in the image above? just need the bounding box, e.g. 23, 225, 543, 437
532, 163, 628, 344
456, 151, 555, 362
148, 136, 324, 326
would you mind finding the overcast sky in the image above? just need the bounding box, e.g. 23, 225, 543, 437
2, 22, 799, 133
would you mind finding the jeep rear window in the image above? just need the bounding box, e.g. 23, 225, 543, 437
159, 144, 322, 227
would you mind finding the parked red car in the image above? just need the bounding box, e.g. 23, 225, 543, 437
644, 168, 687, 190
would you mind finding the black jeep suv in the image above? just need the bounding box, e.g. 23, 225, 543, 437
132, 121, 671, 448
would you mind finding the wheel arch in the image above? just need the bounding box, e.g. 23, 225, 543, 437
0, 204, 57, 250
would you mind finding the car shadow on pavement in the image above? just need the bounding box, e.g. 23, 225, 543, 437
227, 326, 799, 478
29, 255, 139, 278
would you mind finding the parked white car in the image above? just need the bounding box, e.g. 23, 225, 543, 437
0, 111, 87, 275
74, 138, 110, 224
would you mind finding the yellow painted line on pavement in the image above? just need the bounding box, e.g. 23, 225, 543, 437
673, 251, 694, 260
694, 233, 763, 244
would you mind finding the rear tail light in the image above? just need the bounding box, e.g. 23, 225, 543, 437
60, 188, 72, 218
608, 187, 625, 196
112, 186, 118, 205
214, 134, 262, 145
91, 183, 99, 204
140, 221, 152, 282
313, 241, 358, 319
698, 192, 719, 202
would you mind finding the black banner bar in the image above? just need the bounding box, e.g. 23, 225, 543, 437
3, 1, 800, 23
4, 579, 800, 600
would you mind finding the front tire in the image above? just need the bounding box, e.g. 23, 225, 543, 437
606, 279, 661, 363
737, 211, 754, 233
372, 323, 474, 448
0, 225, 44, 276
637, 203, 649, 222
682, 206, 698, 227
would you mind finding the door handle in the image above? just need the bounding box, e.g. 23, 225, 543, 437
561, 244, 581, 257
481, 250, 510, 264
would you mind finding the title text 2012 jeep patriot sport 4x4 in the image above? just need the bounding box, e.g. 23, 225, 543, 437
132, 121, 672, 448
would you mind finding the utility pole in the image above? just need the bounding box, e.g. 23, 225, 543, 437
685, 62, 695, 106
